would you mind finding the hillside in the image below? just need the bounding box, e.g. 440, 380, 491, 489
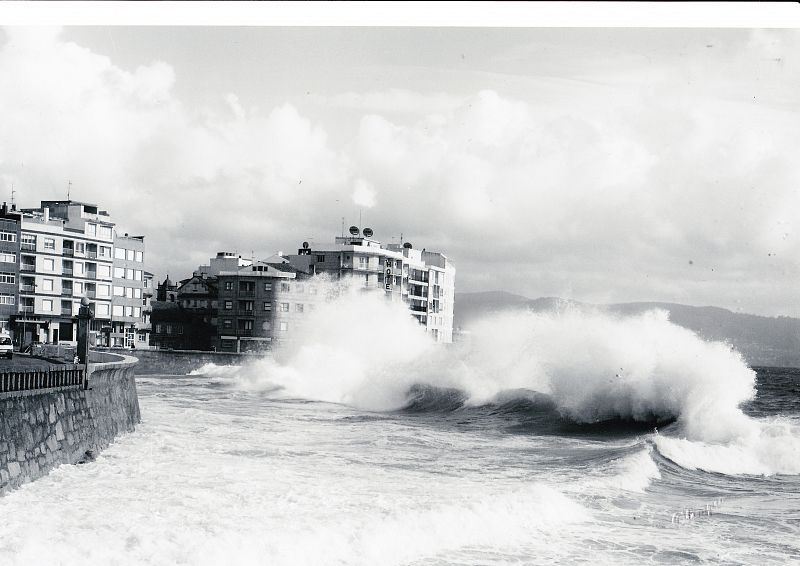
454, 292, 800, 368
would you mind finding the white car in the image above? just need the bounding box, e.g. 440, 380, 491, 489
0, 334, 12, 359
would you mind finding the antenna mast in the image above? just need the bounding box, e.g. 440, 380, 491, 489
67, 179, 72, 201
10, 184, 15, 208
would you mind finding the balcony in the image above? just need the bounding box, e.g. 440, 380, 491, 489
87, 251, 98, 259
237, 328, 254, 337
86, 272, 97, 280
19, 305, 34, 313
19, 284, 35, 294
238, 290, 255, 297
410, 305, 427, 313
63, 268, 73, 276
20, 264, 35, 272
85, 290, 96, 299
62, 248, 74, 257
60, 308, 72, 316
62, 288, 73, 297
20, 243, 36, 252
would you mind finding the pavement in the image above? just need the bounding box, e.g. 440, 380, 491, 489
0, 354, 62, 372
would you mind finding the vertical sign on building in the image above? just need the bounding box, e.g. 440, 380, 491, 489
385, 257, 392, 291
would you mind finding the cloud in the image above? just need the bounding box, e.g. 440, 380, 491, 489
1, 27, 798, 316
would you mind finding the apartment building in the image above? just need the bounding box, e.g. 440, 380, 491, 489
11, 200, 148, 348
0, 203, 21, 337
111, 234, 147, 348
215, 260, 311, 353
286, 227, 456, 342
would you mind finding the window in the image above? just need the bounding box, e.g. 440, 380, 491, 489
96, 303, 110, 316
264, 282, 272, 291
263, 302, 272, 311
155, 324, 164, 334
113, 286, 124, 296
0, 253, 16, 263
134, 270, 142, 281
100, 246, 111, 258
86, 223, 97, 236
44, 238, 55, 250
134, 288, 142, 299
135, 251, 143, 262
0, 294, 14, 305
126, 249, 135, 261
224, 281, 233, 291
316, 255, 325, 262
43, 279, 54, 291
98, 284, 110, 297
133, 307, 141, 317
224, 300, 233, 310
238, 319, 253, 331
281, 282, 290, 292
296, 303, 304, 313
358, 256, 367, 267
240, 301, 253, 311
42, 299, 53, 312
166, 325, 173, 335
280, 302, 289, 312
115, 247, 126, 260
113, 305, 124, 317
222, 319, 233, 329
279, 321, 288, 332
75, 242, 85, 254
0, 231, 16, 242
99, 226, 112, 239
43, 258, 54, 271
74, 282, 83, 294
0, 272, 15, 284
126, 268, 134, 280
98, 264, 111, 278
126, 306, 134, 317
114, 267, 125, 279
126, 288, 134, 298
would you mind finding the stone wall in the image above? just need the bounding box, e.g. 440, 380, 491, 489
0, 354, 140, 493
92, 348, 255, 375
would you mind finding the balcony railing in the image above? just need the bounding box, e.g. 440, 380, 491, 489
62, 248, 74, 257
20, 264, 35, 272
62, 268, 73, 276
20, 243, 36, 251
60, 308, 72, 316
237, 328, 254, 337
85, 291, 96, 299
62, 288, 72, 297
87, 251, 98, 259
86, 272, 97, 280
19, 284, 35, 294
238, 290, 255, 297
18, 305, 34, 313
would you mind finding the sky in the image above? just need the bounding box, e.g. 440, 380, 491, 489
0, 5, 799, 316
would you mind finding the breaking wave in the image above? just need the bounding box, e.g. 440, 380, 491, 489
192, 279, 800, 475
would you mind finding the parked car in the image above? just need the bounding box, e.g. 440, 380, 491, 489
0, 334, 13, 359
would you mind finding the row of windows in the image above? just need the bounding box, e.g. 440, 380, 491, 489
112, 305, 142, 317
154, 323, 183, 335
0, 253, 16, 264
86, 223, 113, 239
113, 267, 144, 281
113, 286, 143, 299
221, 321, 289, 332
220, 280, 318, 294
0, 294, 14, 305
222, 300, 313, 313
0, 272, 14, 284
114, 247, 144, 262
0, 231, 16, 242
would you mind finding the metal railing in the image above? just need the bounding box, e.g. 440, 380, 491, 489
0, 367, 86, 394
19, 284, 35, 293
62, 288, 72, 296
20, 264, 35, 272
62, 248, 74, 257
20, 243, 36, 251
19, 305, 34, 313
87, 251, 98, 259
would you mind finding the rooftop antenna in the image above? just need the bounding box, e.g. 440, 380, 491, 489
10, 184, 15, 208
67, 179, 72, 201
341, 217, 345, 237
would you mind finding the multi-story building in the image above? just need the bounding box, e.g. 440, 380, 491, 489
173, 274, 218, 350
0, 203, 21, 338
286, 227, 456, 342
8, 200, 148, 349
215, 260, 311, 353
110, 234, 147, 348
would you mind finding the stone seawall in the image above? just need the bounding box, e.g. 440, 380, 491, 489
0, 354, 140, 493
93, 348, 256, 375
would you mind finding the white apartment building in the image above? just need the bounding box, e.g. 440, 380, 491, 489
287, 227, 456, 343
14, 200, 147, 347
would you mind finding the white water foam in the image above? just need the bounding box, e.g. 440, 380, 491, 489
194, 278, 800, 475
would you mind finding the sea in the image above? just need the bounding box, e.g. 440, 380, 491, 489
0, 291, 799, 565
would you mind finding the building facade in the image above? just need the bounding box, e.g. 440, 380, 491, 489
0, 203, 21, 337
110, 234, 147, 348
286, 228, 456, 342
7, 200, 148, 349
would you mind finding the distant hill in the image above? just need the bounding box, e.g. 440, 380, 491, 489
454, 292, 800, 368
